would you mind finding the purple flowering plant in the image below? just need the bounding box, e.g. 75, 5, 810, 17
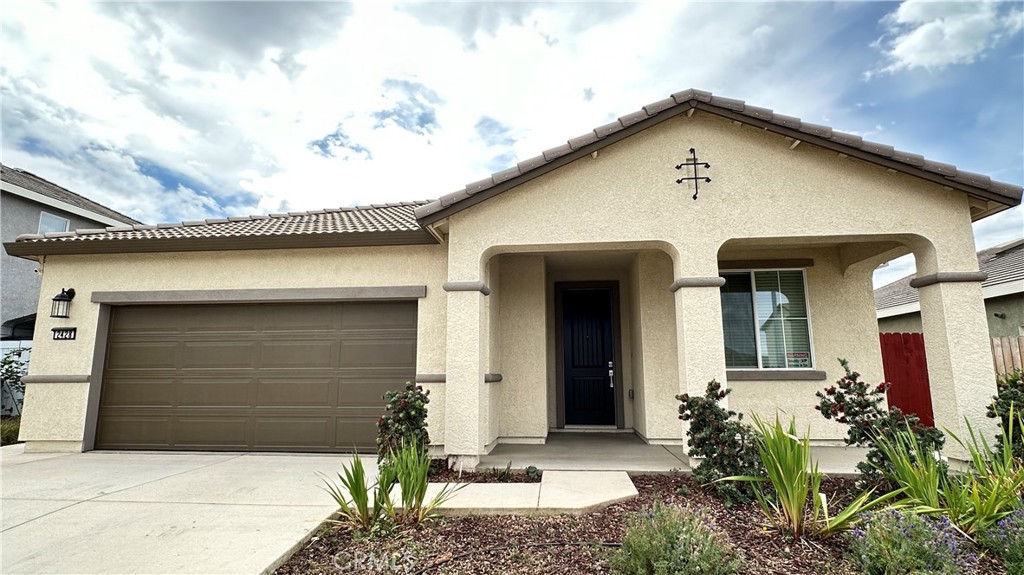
849, 508, 975, 575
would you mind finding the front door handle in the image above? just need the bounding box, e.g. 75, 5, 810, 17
609, 369, 614, 388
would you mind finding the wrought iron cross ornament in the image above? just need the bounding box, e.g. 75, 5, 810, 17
675, 147, 711, 200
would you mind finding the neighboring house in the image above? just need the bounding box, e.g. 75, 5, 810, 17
876, 239, 1024, 337
0, 164, 139, 414
4, 89, 1021, 466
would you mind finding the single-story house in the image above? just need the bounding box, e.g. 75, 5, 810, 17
876, 239, 1024, 337
5, 89, 1021, 466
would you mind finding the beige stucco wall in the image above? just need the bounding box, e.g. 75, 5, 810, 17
879, 292, 1024, 337
21, 244, 449, 450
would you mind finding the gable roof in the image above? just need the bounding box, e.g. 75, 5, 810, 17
3, 202, 436, 257
414, 88, 1022, 224
875, 239, 1024, 315
1, 164, 141, 226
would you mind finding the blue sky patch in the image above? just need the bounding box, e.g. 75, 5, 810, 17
308, 125, 372, 160
372, 78, 442, 135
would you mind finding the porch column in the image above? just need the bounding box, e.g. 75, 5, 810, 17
671, 272, 729, 464
916, 272, 997, 459
442, 280, 489, 468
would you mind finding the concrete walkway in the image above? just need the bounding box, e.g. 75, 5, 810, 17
428, 470, 638, 515
1, 444, 343, 575
479, 432, 690, 472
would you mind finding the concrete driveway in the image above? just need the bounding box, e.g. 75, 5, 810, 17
1, 444, 348, 574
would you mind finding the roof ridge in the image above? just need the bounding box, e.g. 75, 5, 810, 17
414, 88, 1022, 222
0, 163, 143, 225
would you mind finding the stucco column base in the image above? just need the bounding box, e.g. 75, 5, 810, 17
22, 440, 83, 453
447, 454, 481, 470
672, 283, 729, 468
918, 280, 999, 461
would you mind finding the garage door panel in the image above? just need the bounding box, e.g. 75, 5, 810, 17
106, 342, 179, 369
182, 341, 257, 368
174, 417, 249, 446
260, 341, 335, 368
340, 340, 415, 367
100, 377, 176, 407
97, 301, 416, 452
96, 416, 172, 447
256, 378, 332, 407
253, 417, 331, 448
177, 378, 253, 407
341, 302, 417, 329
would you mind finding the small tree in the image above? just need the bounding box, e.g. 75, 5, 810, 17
1, 349, 28, 416
814, 359, 944, 482
677, 380, 763, 505
376, 381, 430, 463
987, 368, 1024, 459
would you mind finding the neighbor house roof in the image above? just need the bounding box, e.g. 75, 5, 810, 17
3, 202, 436, 257
1, 164, 141, 226
415, 88, 1022, 224
875, 239, 1024, 318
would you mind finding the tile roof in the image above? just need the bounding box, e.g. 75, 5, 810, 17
415, 88, 1023, 222
12, 202, 430, 245
1, 163, 141, 225
875, 239, 1024, 311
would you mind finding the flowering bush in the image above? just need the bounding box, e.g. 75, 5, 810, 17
988, 368, 1024, 460
977, 509, 1024, 573
677, 380, 762, 505
376, 382, 430, 463
848, 509, 975, 575
814, 359, 944, 482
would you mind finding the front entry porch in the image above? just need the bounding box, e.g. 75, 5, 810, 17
479, 432, 689, 472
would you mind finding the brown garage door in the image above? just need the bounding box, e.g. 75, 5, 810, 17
95, 301, 416, 452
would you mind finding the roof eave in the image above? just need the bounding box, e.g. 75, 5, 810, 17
415, 98, 1022, 226
3, 229, 439, 259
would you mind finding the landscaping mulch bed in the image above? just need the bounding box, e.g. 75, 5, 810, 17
427, 460, 542, 484
277, 474, 1007, 575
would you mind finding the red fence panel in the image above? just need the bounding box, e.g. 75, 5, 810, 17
879, 332, 935, 427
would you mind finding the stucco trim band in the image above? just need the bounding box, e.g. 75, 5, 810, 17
719, 259, 815, 270
91, 286, 428, 305
484, 373, 503, 383
442, 281, 492, 296
726, 369, 827, 381
415, 374, 446, 383
21, 374, 91, 384
668, 277, 727, 292
909, 272, 988, 289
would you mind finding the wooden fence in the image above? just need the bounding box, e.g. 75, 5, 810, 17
992, 336, 1024, 376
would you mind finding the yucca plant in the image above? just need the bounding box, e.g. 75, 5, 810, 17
389, 440, 463, 525
876, 409, 1024, 536
722, 415, 902, 539
320, 452, 396, 532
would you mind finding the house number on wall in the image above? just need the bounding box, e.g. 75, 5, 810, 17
52, 327, 77, 341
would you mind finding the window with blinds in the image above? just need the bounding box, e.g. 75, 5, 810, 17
720, 270, 813, 369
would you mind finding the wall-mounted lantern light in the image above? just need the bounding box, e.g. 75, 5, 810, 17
50, 288, 76, 318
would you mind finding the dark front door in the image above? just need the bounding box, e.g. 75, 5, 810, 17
561, 288, 616, 425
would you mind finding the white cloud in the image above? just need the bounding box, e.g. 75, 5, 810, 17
871, 1, 1023, 76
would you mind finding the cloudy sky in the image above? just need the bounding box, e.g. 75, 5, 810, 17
2, 1, 1022, 286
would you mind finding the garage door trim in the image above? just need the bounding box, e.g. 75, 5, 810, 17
91, 285, 427, 305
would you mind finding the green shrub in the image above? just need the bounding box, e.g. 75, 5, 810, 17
1, 417, 20, 445
609, 502, 743, 575
848, 509, 975, 575
815, 359, 945, 483
988, 368, 1024, 460
676, 380, 762, 505
723, 415, 902, 540
976, 509, 1024, 574
1, 349, 27, 417
376, 382, 430, 463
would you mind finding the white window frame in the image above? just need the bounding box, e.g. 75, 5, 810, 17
37, 211, 70, 235
720, 268, 817, 370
